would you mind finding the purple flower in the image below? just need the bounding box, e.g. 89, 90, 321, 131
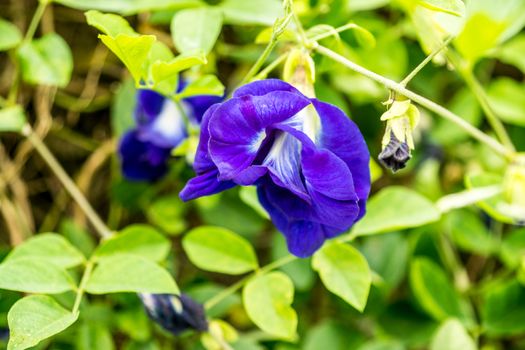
180, 79, 371, 257
139, 293, 208, 335
118, 89, 223, 181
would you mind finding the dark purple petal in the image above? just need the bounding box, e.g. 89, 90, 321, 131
208, 91, 310, 180
118, 131, 171, 181
179, 168, 235, 201
136, 90, 165, 125
311, 99, 371, 202
193, 104, 220, 174
233, 79, 301, 98
183, 95, 224, 123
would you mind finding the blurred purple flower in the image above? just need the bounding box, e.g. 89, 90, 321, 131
119, 88, 223, 182
180, 79, 371, 257
139, 293, 208, 335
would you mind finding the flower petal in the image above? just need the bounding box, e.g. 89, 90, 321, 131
182, 95, 223, 123
233, 79, 301, 98
208, 91, 310, 180
138, 97, 187, 148
118, 131, 171, 181
136, 89, 165, 125
311, 99, 371, 201
193, 104, 220, 174
179, 168, 235, 201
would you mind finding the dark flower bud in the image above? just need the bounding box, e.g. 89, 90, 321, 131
378, 132, 411, 172
139, 293, 208, 335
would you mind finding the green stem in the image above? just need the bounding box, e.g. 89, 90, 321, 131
400, 36, 454, 87
23, 126, 113, 238
313, 44, 514, 160
460, 65, 515, 152
204, 255, 296, 310
308, 23, 359, 42
254, 52, 289, 80
237, 39, 282, 88
72, 261, 94, 314
23, 0, 48, 44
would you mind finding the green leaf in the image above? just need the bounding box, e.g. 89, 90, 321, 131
0, 258, 75, 294
182, 226, 258, 275
57, 0, 203, 15
85, 10, 136, 37
482, 280, 525, 336
7, 295, 78, 350
409, 258, 466, 321
76, 323, 115, 350
146, 194, 188, 235
111, 78, 137, 136
177, 75, 224, 98
93, 224, 170, 262
17, 33, 73, 87
86, 254, 179, 294
430, 319, 476, 350
493, 34, 525, 73
5, 233, 85, 268
464, 172, 512, 223
417, 0, 465, 17
500, 228, 525, 268
487, 78, 525, 126
0, 18, 22, 51
239, 187, 269, 219
149, 52, 207, 95
445, 210, 495, 256
243, 272, 297, 339
304, 320, 365, 350
312, 242, 371, 311
220, 0, 283, 26
99, 34, 155, 84
171, 7, 222, 55
352, 187, 441, 236
0, 106, 27, 133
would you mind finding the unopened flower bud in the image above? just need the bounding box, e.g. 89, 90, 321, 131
378, 97, 420, 172
139, 293, 208, 335
283, 48, 316, 98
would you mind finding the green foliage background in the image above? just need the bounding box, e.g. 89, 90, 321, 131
0, 0, 525, 349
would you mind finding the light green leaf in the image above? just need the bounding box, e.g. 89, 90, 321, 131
99, 34, 155, 84
0, 258, 75, 294
0, 106, 27, 133
146, 194, 188, 235
56, 0, 203, 15
93, 224, 170, 262
417, 0, 465, 17
487, 78, 525, 126
243, 272, 297, 339
430, 318, 477, 350
171, 8, 222, 55
86, 254, 179, 294
464, 172, 513, 223
345, 0, 389, 12
5, 233, 85, 268
17, 33, 73, 87
493, 34, 525, 73
312, 242, 371, 311
76, 323, 115, 350
239, 186, 269, 219
182, 226, 258, 275
352, 186, 441, 236
220, 0, 283, 26
177, 75, 224, 98
410, 258, 466, 321
0, 18, 22, 51
7, 295, 78, 350
111, 78, 137, 136
446, 210, 495, 256
500, 228, 525, 268
85, 10, 136, 37
482, 280, 525, 336
149, 52, 207, 95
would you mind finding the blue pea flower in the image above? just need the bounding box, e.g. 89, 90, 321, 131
139, 293, 208, 335
118, 89, 223, 182
180, 79, 371, 257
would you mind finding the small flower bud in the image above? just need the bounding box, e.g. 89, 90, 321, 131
139, 293, 208, 335
283, 48, 316, 98
378, 96, 420, 172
